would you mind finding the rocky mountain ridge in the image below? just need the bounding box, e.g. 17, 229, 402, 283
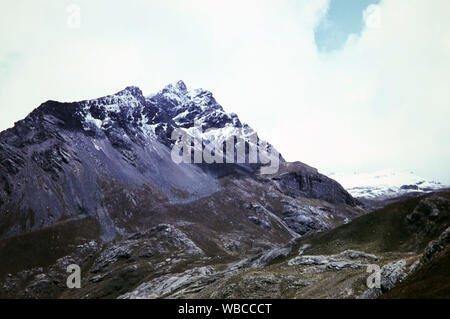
0, 82, 448, 299
0, 81, 360, 241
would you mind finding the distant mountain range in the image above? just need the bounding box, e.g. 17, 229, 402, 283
330, 169, 449, 200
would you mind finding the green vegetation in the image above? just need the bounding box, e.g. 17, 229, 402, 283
0, 216, 100, 277
295, 192, 450, 256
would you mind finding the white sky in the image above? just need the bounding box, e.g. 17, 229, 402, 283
1, 0, 449, 182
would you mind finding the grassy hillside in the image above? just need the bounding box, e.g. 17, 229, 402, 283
294, 191, 450, 256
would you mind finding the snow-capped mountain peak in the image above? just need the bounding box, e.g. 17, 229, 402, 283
21, 81, 278, 162
147, 81, 231, 126
149, 80, 216, 112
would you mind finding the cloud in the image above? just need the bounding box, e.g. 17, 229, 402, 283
0, 0, 449, 182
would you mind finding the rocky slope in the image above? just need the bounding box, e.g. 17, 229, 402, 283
1, 190, 447, 299
0, 81, 366, 298
115, 190, 448, 299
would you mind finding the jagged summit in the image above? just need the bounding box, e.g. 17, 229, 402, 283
147, 81, 230, 126
118, 86, 144, 98
160, 80, 188, 95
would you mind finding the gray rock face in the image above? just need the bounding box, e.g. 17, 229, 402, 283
281, 201, 331, 235
380, 260, 408, 291
118, 266, 216, 299
288, 249, 377, 271
248, 216, 271, 230
420, 226, 450, 266
336, 250, 378, 262
248, 247, 292, 268
405, 195, 450, 249
91, 223, 205, 274
273, 162, 359, 206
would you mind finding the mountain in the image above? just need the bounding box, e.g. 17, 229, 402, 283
0, 82, 448, 299
330, 169, 449, 204
0, 81, 359, 239
0, 81, 366, 298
